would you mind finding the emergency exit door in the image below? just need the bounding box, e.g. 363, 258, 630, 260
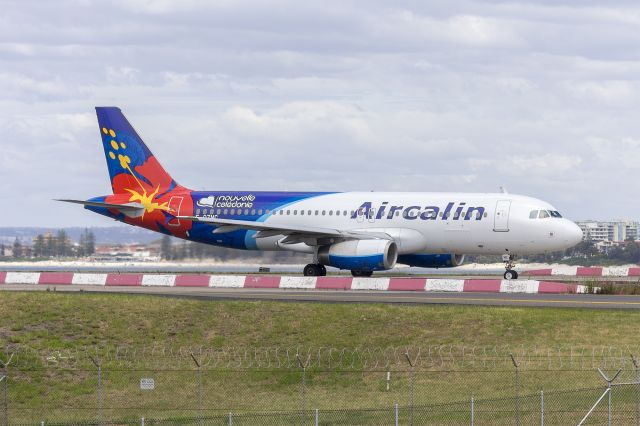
493, 200, 511, 232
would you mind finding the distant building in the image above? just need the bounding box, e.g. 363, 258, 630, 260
576, 220, 639, 244
92, 243, 160, 262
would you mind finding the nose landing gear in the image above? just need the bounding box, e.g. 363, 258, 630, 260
502, 254, 518, 280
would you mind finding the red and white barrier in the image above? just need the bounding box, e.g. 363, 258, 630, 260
524, 266, 640, 277
0, 272, 588, 294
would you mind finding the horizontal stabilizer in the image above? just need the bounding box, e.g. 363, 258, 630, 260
55, 199, 145, 215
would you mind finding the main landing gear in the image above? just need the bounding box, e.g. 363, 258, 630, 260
502, 254, 518, 280
351, 270, 373, 277
303, 264, 327, 277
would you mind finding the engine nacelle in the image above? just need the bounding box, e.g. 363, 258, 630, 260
397, 253, 465, 268
318, 240, 398, 271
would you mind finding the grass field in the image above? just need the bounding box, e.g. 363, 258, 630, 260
2, 291, 640, 349
1, 291, 639, 424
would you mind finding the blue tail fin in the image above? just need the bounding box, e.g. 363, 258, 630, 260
95, 107, 179, 194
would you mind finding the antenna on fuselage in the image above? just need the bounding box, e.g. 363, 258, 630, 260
500, 186, 508, 194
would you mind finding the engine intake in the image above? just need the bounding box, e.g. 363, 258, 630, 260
397, 253, 465, 268
318, 240, 398, 271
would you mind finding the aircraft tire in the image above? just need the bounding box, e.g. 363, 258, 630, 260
503, 270, 518, 280
304, 264, 326, 276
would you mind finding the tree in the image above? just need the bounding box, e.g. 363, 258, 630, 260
1, 244, 5, 257
33, 234, 45, 258
85, 229, 96, 255
13, 238, 22, 259
161, 235, 172, 260
56, 229, 70, 257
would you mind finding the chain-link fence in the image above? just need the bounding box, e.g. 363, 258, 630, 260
3, 347, 640, 425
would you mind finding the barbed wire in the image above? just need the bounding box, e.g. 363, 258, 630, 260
4, 345, 640, 371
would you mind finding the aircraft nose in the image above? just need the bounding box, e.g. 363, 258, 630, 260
565, 221, 583, 247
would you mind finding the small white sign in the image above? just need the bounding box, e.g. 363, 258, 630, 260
140, 378, 155, 390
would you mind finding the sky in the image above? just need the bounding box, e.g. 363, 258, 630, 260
1, 0, 640, 226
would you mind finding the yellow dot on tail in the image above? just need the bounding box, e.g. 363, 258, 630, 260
109, 152, 116, 160
120, 142, 126, 149
102, 127, 108, 134
109, 129, 116, 137
110, 140, 119, 150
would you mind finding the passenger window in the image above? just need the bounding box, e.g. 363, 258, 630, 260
529, 210, 538, 219
223, 209, 228, 215
336, 210, 340, 216
300, 210, 305, 215
230, 209, 236, 215
257, 209, 262, 215
315, 210, 319, 215
344, 210, 348, 216
539, 210, 550, 219
308, 210, 311, 215
322, 210, 326, 216
329, 211, 333, 216
196, 209, 201, 215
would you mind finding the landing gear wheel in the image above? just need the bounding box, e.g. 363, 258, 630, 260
504, 270, 518, 280
502, 254, 518, 280
318, 265, 327, 276
303, 264, 320, 276
303, 264, 326, 277
351, 270, 373, 277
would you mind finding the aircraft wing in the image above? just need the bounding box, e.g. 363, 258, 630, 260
177, 215, 392, 241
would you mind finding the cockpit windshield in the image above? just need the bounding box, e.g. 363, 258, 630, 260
529, 209, 563, 219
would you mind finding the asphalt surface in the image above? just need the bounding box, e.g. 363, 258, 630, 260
2, 284, 640, 309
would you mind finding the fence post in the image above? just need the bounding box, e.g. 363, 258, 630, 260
510, 354, 520, 426
632, 354, 639, 426
540, 390, 544, 426
190, 353, 203, 423
597, 368, 621, 426
296, 353, 309, 426
404, 351, 415, 426
228, 412, 233, 426
395, 403, 399, 426
0, 354, 13, 426
315, 408, 319, 426
470, 397, 474, 426
89, 355, 102, 425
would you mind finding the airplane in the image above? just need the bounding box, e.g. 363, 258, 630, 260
59, 107, 583, 279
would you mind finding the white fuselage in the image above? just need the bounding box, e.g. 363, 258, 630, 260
248, 192, 583, 256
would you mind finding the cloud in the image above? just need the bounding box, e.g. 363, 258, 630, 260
2, 0, 640, 225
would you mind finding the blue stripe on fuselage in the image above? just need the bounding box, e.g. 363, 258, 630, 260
191, 191, 336, 250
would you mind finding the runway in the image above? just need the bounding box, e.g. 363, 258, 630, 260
3, 284, 640, 309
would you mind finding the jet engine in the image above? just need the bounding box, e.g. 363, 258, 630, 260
397, 253, 465, 268
317, 240, 398, 271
